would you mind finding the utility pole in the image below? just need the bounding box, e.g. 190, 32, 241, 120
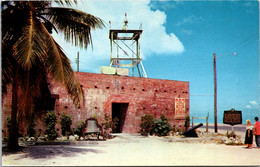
213, 53, 218, 133
213, 52, 236, 133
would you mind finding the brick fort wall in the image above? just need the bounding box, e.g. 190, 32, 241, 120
2, 72, 189, 136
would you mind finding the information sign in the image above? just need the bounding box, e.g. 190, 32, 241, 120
223, 110, 242, 125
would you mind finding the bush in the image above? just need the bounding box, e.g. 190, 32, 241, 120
26, 120, 36, 137
226, 130, 236, 138
184, 115, 190, 131
6, 117, 12, 134
154, 114, 170, 136
139, 114, 155, 136
224, 131, 243, 145
73, 121, 85, 138
102, 114, 118, 139
44, 112, 58, 141
60, 112, 72, 137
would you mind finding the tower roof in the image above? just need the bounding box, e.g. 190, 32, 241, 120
109, 29, 142, 40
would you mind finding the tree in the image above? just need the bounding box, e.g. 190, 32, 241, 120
1, 1, 104, 149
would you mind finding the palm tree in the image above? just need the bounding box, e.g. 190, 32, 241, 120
2, 1, 104, 149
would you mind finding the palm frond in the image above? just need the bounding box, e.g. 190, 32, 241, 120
12, 10, 47, 70
45, 7, 104, 49
2, 2, 28, 43
17, 61, 50, 121
53, 0, 77, 6
38, 21, 84, 107
1, 42, 14, 94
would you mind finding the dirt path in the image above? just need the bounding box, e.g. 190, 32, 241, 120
2, 134, 260, 166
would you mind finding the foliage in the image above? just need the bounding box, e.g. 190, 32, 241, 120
44, 112, 58, 141
2, 0, 104, 149
226, 130, 236, 138
139, 114, 155, 136
60, 112, 72, 136
6, 116, 19, 137
102, 114, 118, 139
154, 114, 171, 136
26, 120, 36, 137
224, 131, 243, 145
73, 121, 85, 137
184, 115, 190, 130
6, 117, 12, 133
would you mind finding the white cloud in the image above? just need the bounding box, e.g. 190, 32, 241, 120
180, 29, 193, 35
52, 0, 184, 72
246, 100, 259, 109
249, 100, 258, 107
246, 105, 252, 109
175, 15, 202, 26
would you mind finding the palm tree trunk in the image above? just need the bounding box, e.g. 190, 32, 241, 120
8, 65, 19, 150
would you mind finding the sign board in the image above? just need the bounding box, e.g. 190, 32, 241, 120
175, 98, 186, 119
223, 110, 242, 125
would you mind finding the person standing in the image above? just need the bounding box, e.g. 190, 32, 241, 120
254, 117, 260, 148
245, 119, 254, 149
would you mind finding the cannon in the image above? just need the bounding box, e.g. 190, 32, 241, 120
182, 123, 203, 137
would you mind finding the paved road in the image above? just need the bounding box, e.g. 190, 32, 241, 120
199, 123, 246, 132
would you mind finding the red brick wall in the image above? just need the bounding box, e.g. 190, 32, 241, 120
2, 72, 189, 136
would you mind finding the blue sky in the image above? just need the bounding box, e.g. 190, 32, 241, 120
53, 0, 259, 124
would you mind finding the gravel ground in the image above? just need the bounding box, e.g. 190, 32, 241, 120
2, 124, 260, 166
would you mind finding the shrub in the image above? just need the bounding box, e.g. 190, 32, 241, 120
154, 114, 170, 136
6, 117, 12, 134
222, 131, 243, 145
26, 120, 36, 137
184, 115, 190, 131
102, 114, 118, 139
73, 121, 85, 138
60, 112, 72, 137
5, 117, 12, 140
139, 114, 155, 136
226, 130, 236, 138
44, 112, 58, 141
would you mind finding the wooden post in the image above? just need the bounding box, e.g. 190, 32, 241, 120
213, 53, 218, 133
206, 116, 208, 133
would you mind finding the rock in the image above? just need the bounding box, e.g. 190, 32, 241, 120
61, 136, 67, 141
80, 137, 85, 140
69, 135, 75, 141
38, 137, 47, 141
28, 137, 35, 141
56, 137, 62, 141
74, 135, 79, 140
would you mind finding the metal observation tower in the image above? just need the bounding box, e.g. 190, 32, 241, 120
108, 13, 147, 78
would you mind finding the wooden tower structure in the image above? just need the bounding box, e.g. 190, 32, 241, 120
109, 13, 147, 77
